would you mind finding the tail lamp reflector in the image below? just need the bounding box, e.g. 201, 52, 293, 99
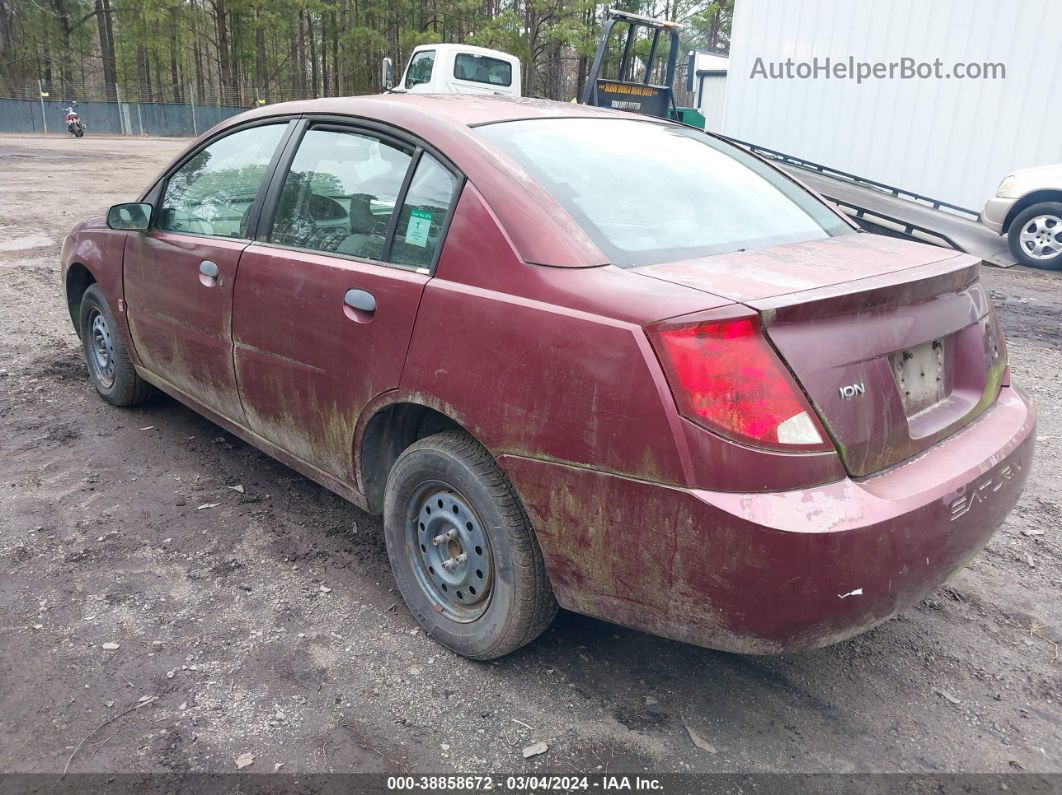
648, 314, 832, 452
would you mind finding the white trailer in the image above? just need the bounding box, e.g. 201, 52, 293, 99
708, 0, 1062, 212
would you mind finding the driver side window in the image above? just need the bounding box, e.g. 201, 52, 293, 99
405, 51, 435, 88
270, 129, 413, 261
158, 124, 286, 239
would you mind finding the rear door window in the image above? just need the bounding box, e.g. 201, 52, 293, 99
158, 123, 286, 238
390, 154, 459, 269
453, 53, 512, 86
269, 128, 413, 260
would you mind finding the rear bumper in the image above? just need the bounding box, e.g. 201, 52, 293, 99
500, 385, 1036, 653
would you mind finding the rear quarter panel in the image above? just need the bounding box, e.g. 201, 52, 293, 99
400, 184, 724, 485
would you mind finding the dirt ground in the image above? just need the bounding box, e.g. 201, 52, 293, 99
0, 133, 1059, 777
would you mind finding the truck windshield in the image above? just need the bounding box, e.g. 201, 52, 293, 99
476, 118, 853, 267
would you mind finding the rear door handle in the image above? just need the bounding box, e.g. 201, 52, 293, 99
344, 289, 376, 313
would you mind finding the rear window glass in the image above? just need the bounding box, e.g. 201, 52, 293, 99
454, 53, 512, 87
476, 118, 853, 267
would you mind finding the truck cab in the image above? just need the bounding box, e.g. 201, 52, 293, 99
393, 44, 521, 97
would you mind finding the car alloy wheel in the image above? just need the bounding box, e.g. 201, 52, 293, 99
1017, 213, 1062, 261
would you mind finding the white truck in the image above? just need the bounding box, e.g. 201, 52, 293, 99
382, 44, 522, 98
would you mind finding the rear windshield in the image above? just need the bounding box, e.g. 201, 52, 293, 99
454, 53, 512, 87
476, 118, 853, 267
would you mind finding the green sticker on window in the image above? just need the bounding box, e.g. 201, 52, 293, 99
405, 208, 433, 247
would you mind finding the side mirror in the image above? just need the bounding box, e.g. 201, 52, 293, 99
106, 202, 152, 231
381, 57, 394, 91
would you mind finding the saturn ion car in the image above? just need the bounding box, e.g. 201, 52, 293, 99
61, 95, 1035, 659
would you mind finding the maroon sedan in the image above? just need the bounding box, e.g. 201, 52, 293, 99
61, 95, 1035, 659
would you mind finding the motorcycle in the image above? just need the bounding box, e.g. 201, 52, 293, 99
65, 104, 86, 138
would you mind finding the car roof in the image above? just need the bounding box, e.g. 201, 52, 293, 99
238, 93, 621, 128
210, 95, 669, 267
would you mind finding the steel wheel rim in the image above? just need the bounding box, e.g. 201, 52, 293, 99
1018, 214, 1062, 260
88, 310, 116, 388
407, 480, 493, 623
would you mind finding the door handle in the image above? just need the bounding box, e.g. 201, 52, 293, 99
198, 260, 221, 287
344, 289, 376, 313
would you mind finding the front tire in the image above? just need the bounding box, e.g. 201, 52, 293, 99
1008, 201, 1062, 270
79, 285, 153, 406
383, 431, 557, 659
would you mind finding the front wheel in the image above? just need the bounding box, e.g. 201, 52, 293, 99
383, 431, 557, 659
79, 285, 153, 406
1008, 201, 1062, 270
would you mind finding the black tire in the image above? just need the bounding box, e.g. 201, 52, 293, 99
383, 430, 557, 659
1007, 201, 1062, 270
79, 284, 153, 406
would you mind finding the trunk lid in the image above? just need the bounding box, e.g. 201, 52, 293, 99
639, 235, 1007, 477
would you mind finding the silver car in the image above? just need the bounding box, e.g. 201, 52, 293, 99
981, 164, 1062, 270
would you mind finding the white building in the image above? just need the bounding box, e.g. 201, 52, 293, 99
690, 52, 728, 133
702, 0, 1062, 211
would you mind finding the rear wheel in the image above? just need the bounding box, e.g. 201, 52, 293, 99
382, 431, 557, 659
79, 285, 153, 406
1008, 201, 1062, 270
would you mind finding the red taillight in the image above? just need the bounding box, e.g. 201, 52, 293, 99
647, 310, 833, 452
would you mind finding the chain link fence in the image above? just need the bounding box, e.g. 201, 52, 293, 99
0, 64, 698, 137
0, 78, 330, 137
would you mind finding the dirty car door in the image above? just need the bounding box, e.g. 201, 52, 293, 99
231, 124, 460, 482
124, 122, 290, 420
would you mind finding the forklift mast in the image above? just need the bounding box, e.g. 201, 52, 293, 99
581, 9, 682, 119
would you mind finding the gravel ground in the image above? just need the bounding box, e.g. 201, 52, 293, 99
0, 133, 1059, 776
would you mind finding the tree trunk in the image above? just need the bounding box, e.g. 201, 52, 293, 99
153, 53, 161, 101
43, 43, 53, 89
255, 13, 266, 98
170, 10, 182, 103
229, 9, 240, 102
95, 0, 118, 101
137, 43, 150, 102
331, 7, 339, 95
338, 0, 348, 94
213, 0, 235, 103
294, 11, 306, 94
320, 11, 330, 97
49, 0, 74, 98
308, 14, 319, 96
0, 0, 15, 81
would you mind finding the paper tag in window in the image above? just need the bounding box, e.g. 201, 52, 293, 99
405, 208, 432, 247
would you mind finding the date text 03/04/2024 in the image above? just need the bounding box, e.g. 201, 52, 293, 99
385, 775, 664, 791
